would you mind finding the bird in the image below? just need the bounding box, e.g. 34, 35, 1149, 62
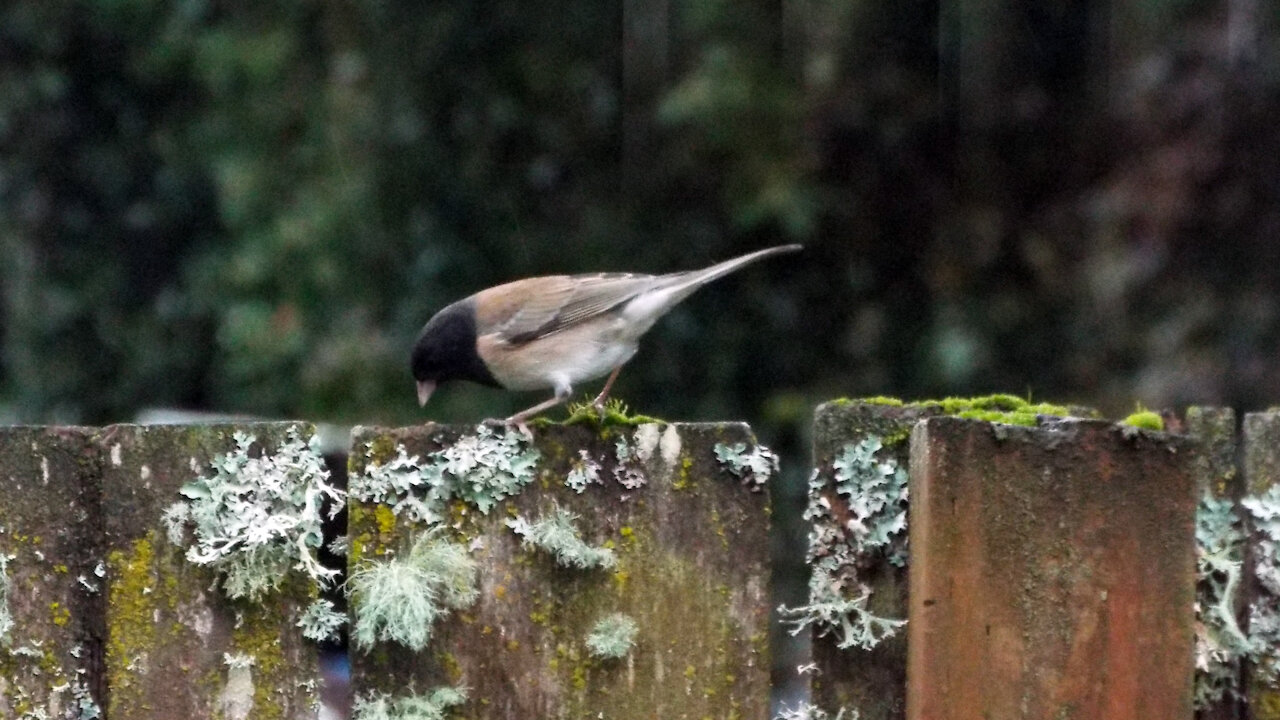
411, 244, 802, 423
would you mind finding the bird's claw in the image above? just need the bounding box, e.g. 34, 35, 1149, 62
490, 415, 533, 439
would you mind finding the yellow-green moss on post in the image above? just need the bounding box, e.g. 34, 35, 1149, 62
98, 423, 324, 720
348, 422, 772, 719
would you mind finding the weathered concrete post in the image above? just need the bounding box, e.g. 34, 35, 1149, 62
98, 423, 326, 720
806, 401, 939, 719
1242, 411, 1280, 716
1186, 406, 1244, 720
907, 417, 1197, 720
347, 421, 773, 719
0, 427, 104, 718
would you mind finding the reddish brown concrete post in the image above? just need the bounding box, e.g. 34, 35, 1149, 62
907, 417, 1197, 720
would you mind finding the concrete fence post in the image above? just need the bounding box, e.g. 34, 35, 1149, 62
98, 423, 326, 720
347, 421, 773, 719
806, 401, 942, 719
0, 426, 104, 718
907, 417, 1197, 719
1242, 411, 1280, 716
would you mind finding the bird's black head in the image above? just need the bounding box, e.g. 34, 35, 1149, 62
410, 299, 499, 406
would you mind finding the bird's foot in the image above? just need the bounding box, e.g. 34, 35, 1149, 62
492, 414, 533, 439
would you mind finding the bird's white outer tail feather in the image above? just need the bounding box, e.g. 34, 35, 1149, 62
621, 244, 802, 324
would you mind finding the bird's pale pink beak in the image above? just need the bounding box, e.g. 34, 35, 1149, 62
416, 380, 436, 407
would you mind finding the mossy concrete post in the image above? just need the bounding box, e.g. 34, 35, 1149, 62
906, 417, 1197, 720
808, 401, 941, 720
98, 423, 323, 720
1187, 406, 1244, 720
0, 427, 104, 718
1243, 411, 1280, 717
348, 421, 772, 719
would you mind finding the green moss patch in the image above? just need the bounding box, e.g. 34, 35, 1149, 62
1122, 410, 1165, 432
839, 394, 1087, 427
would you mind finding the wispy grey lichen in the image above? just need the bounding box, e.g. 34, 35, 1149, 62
507, 504, 617, 570
297, 598, 346, 643
167, 427, 344, 600
349, 531, 479, 651
585, 613, 638, 659
352, 686, 467, 720
351, 425, 540, 523
774, 701, 859, 720
780, 436, 908, 650
714, 441, 780, 489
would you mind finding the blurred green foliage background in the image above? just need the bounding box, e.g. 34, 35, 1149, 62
3, 0, 1280, 438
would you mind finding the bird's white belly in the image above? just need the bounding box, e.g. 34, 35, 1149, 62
482, 318, 640, 392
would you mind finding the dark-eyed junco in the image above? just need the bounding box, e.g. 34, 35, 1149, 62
411, 244, 801, 422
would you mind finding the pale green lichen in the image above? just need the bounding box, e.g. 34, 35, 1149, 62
1192, 484, 1280, 706
349, 531, 479, 652
0, 554, 13, 643
1243, 485, 1280, 686
166, 426, 344, 600
781, 436, 907, 650
612, 436, 646, 490
774, 701, 859, 720
831, 438, 909, 566
296, 599, 346, 643
351, 425, 540, 522
507, 505, 617, 570
585, 613, 638, 660
352, 686, 467, 720
223, 652, 256, 669
72, 678, 102, 719
713, 442, 780, 489
1196, 491, 1249, 706
565, 450, 602, 494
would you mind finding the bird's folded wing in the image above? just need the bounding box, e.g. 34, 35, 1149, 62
475, 273, 663, 345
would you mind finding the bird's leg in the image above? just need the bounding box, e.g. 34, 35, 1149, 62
591, 366, 623, 416
506, 384, 572, 425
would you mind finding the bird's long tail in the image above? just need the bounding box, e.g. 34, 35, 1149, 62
621, 244, 802, 324
661, 244, 803, 299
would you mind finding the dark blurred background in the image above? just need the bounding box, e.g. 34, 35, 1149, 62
4, 0, 1280, 433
